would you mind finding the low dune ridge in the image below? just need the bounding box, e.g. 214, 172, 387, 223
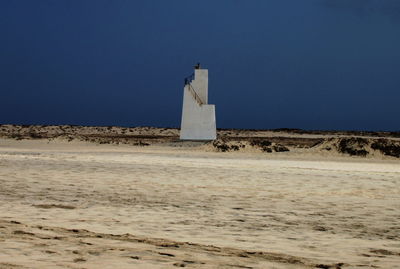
1, 124, 400, 158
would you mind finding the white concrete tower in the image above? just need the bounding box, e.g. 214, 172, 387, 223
180, 64, 216, 140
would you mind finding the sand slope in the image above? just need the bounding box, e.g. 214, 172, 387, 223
0, 139, 399, 268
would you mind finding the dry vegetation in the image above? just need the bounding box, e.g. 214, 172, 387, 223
1, 124, 400, 158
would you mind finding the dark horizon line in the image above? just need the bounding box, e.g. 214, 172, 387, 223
1, 122, 399, 134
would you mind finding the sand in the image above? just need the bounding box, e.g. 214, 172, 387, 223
0, 138, 399, 268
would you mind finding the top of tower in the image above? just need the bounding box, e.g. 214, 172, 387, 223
194, 62, 201, 69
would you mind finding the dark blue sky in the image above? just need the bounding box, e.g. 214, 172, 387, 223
1, 0, 399, 130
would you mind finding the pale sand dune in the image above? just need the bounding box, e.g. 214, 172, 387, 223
0, 139, 399, 268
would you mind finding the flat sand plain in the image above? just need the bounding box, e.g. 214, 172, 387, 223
0, 139, 399, 268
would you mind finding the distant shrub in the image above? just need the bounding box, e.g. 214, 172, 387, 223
371, 139, 400, 158
273, 145, 289, 152
212, 140, 240, 152
133, 141, 150, 146
10, 134, 23, 140
230, 145, 240, 151
28, 132, 44, 139
250, 140, 273, 152
337, 138, 369, 157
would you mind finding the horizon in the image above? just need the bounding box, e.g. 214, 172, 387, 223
1, 0, 399, 131
1, 122, 399, 133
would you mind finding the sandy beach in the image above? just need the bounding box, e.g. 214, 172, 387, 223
0, 135, 399, 268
